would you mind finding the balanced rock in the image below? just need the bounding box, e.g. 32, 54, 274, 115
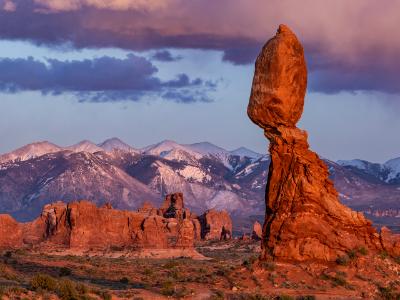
199, 209, 232, 240
248, 24, 400, 261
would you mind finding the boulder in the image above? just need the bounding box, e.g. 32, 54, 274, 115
247, 24, 400, 261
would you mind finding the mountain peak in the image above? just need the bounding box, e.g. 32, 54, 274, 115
67, 140, 103, 153
0, 141, 62, 164
98, 137, 137, 153
230, 147, 263, 159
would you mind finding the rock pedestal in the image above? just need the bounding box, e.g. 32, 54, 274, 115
248, 24, 400, 261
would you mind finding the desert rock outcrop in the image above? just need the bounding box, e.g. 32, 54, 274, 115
0, 193, 232, 253
252, 221, 262, 240
199, 209, 232, 240
248, 24, 400, 261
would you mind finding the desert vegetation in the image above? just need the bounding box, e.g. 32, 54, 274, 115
0, 240, 399, 299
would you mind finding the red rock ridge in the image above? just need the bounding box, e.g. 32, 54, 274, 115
0, 193, 232, 253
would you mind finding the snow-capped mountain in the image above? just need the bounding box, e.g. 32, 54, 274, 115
0, 138, 400, 233
142, 140, 203, 159
98, 137, 139, 153
66, 140, 104, 153
384, 157, 400, 183
230, 147, 263, 159
0, 141, 62, 165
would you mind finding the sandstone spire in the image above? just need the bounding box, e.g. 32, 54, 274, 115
248, 24, 400, 261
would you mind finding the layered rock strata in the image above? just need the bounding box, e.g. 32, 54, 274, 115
248, 24, 400, 261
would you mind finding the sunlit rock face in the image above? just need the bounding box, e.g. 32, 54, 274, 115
248, 24, 400, 261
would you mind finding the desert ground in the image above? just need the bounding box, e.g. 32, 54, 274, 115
1, 239, 399, 300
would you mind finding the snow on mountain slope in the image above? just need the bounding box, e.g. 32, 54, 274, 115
142, 140, 203, 159
384, 157, 400, 182
162, 148, 202, 166
66, 140, 104, 153
98, 137, 138, 153
336, 159, 389, 182
230, 147, 263, 159
0, 141, 62, 164
186, 142, 235, 169
337, 159, 370, 170
186, 142, 229, 156
0, 151, 160, 220
178, 165, 212, 183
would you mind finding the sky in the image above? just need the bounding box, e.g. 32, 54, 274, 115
0, 0, 400, 162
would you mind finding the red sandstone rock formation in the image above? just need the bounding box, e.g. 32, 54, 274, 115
252, 221, 262, 240
248, 24, 400, 261
0, 193, 232, 254
0, 215, 23, 249
199, 209, 232, 240
160, 192, 185, 219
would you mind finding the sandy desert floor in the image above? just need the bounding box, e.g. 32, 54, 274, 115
0, 240, 399, 299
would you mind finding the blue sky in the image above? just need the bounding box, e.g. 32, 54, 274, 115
0, 0, 400, 162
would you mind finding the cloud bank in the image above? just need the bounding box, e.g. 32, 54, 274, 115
0, 54, 214, 102
0, 0, 399, 94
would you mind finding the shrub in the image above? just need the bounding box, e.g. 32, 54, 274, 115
260, 261, 276, 271
119, 277, 129, 284
335, 255, 349, 266
379, 251, 389, 259
277, 295, 294, 300
347, 249, 357, 260
358, 247, 368, 256
3, 251, 12, 258
94, 290, 112, 300
30, 274, 57, 291
57, 279, 79, 300
378, 284, 400, 300
332, 275, 347, 287
59, 267, 72, 277
210, 289, 224, 300
160, 280, 175, 296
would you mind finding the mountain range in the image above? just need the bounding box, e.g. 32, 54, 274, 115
0, 138, 399, 234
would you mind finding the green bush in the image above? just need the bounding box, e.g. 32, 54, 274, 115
358, 247, 368, 256
30, 274, 57, 291
335, 255, 349, 266
57, 279, 79, 300
379, 251, 389, 259
160, 280, 175, 296
277, 295, 294, 300
347, 249, 357, 260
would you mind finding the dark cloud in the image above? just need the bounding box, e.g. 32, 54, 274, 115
222, 46, 261, 65
0, 0, 399, 95
0, 54, 215, 102
151, 50, 181, 62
